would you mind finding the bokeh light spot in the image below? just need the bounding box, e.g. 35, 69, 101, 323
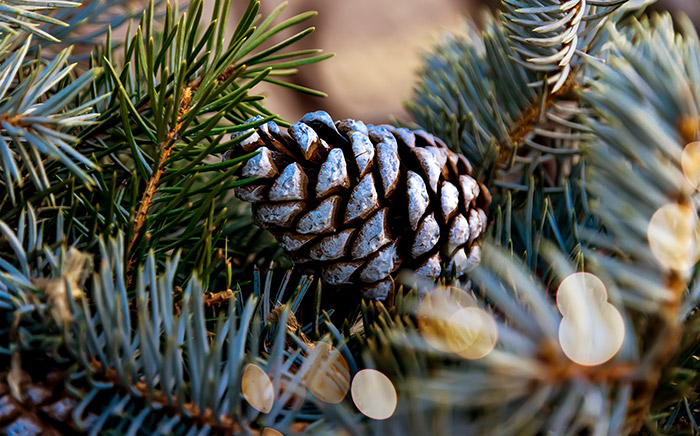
417, 285, 477, 353
351, 369, 397, 420
301, 341, 351, 404
241, 363, 274, 413
556, 272, 625, 366
446, 307, 498, 359
648, 203, 700, 271
682, 141, 700, 190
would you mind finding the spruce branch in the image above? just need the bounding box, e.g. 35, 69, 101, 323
399, 7, 700, 434
0, 0, 79, 42
407, 16, 588, 190
0, 0, 331, 289
65, 236, 320, 434
126, 58, 263, 264
503, 0, 632, 92
348, 261, 633, 435
409, 0, 644, 196
579, 13, 700, 431
0, 210, 325, 433
0, 37, 103, 204
127, 82, 191, 259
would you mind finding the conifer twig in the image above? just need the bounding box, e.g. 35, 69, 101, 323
128, 87, 192, 255
89, 359, 309, 435
535, 340, 637, 383
125, 89, 191, 282
625, 270, 686, 432
126, 64, 245, 281
497, 77, 578, 167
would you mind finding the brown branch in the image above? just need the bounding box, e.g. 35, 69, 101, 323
623, 270, 686, 433
534, 340, 638, 384
0, 112, 28, 128
677, 115, 700, 144
90, 359, 309, 435
203, 288, 235, 307
128, 86, 192, 257
171, 288, 234, 316
125, 64, 247, 283
267, 304, 313, 349
496, 77, 578, 167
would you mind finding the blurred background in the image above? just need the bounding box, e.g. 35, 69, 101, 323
216, 0, 700, 125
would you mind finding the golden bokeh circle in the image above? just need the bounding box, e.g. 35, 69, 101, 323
241, 363, 274, 414
446, 307, 498, 360
647, 203, 700, 271
556, 272, 625, 366
681, 141, 700, 190
351, 369, 397, 420
301, 341, 351, 404
416, 285, 477, 353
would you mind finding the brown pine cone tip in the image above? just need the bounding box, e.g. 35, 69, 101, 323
225, 111, 491, 300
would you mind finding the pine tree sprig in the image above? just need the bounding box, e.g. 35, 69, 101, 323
0, 0, 331, 292
502, 0, 632, 92
0, 36, 103, 204
578, 13, 700, 431
126, 80, 192, 267
407, 14, 590, 197
0, 213, 328, 434
0, 0, 80, 42
405, 5, 700, 434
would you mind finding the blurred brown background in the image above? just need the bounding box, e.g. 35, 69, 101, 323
214, 0, 700, 125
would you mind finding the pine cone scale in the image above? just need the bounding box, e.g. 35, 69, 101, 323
316, 148, 350, 197
376, 140, 401, 197
268, 163, 308, 201
296, 195, 341, 234
308, 228, 354, 261
407, 170, 430, 230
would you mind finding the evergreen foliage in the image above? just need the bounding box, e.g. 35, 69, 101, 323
0, 0, 699, 434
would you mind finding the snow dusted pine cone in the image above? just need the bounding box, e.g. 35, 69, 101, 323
225, 111, 490, 299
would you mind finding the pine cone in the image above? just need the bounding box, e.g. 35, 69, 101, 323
0, 369, 90, 435
226, 111, 490, 299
